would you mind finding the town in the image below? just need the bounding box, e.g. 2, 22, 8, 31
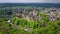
0, 7, 60, 21
0, 6, 60, 34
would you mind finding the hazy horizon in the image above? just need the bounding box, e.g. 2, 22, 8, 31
0, 0, 60, 3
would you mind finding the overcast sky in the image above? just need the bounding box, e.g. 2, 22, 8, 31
0, 0, 60, 3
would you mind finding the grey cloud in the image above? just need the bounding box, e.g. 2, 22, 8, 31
0, 0, 60, 3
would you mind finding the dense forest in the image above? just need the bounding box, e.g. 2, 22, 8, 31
0, 3, 60, 8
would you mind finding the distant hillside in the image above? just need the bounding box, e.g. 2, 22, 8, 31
0, 3, 60, 8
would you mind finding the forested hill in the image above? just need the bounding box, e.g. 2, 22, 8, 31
0, 3, 60, 8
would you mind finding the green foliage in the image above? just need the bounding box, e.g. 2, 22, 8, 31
11, 12, 60, 34
39, 12, 48, 22
0, 18, 10, 34
0, 12, 60, 34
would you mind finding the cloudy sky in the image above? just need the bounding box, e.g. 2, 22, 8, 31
0, 0, 60, 3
